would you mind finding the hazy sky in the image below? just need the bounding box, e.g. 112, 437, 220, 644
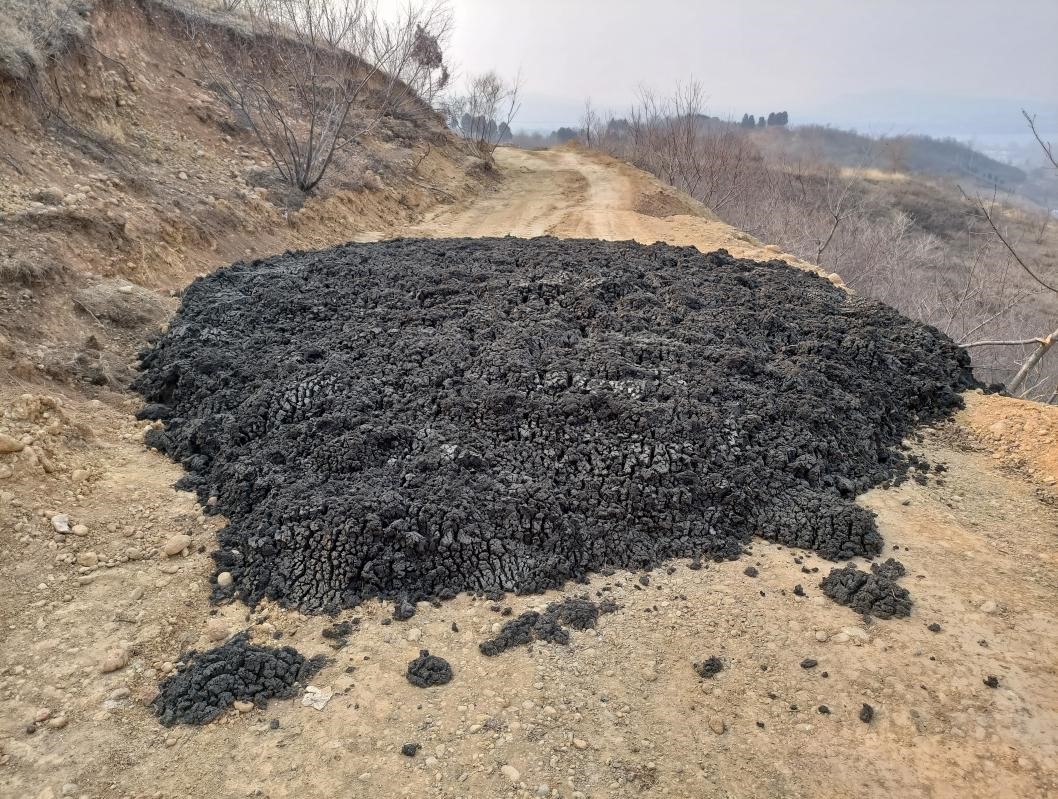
438, 0, 1058, 134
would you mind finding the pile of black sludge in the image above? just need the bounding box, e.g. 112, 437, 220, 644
151, 633, 326, 725
134, 237, 976, 613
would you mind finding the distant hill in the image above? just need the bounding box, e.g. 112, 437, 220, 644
751, 125, 1026, 190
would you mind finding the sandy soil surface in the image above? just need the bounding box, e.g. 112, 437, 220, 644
2, 147, 1057, 799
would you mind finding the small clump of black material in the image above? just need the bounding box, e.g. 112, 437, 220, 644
743, 566, 759, 578
694, 656, 724, 679
480, 597, 618, 656
819, 559, 912, 619
984, 675, 1000, 689
801, 658, 818, 669
133, 237, 975, 612
793, 584, 805, 597
859, 703, 874, 723
401, 742, 420, 757
818, 705, 830, 715
406, 650, 452, 687
151, 633, 325, 726
927, 622, 942, 633
321, 619, 357, 649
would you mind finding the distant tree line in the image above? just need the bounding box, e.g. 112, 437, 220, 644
740, 111, 789, 128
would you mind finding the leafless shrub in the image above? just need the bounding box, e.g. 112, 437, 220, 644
444, 70, 520, 155
187, 0, 450, 192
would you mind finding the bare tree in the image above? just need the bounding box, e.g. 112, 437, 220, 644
188, 0, 450, 193
580, 97, 598, 146
444, 70, 521, 155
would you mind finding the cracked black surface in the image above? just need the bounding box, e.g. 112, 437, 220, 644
134, 237, 975, 612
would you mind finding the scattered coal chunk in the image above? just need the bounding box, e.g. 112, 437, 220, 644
817, 705, 830, 715
984, 675, 1000, 689
401, 742, 420, 757
793, 584, 805, 597
135, 403, 173, 421
321, 619, 357, 650
406, 650, 452, 687
859, 703, 874, 723
393, 599, 417, 622
480, 597, 618, 656
151, 633, 325, 726
819, 559, 912, 619
800, 658, 818, 669
927, 622, 942, 633
133, 237, 976, 613
694, 656, 724, 679
871, 558, 907, 581
743, 566, 759, 578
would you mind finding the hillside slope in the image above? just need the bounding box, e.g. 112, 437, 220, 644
0, 0, 489, 392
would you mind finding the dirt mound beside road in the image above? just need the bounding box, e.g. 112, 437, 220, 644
135, 236, 976, 613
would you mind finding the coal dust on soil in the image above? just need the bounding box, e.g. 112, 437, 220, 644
479, 597, 618, 656
151, 633, 325, 726
134, 236, 976, 613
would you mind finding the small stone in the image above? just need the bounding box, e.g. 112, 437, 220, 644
178, 171, 188, 181
927, 623, 942, 633
109, 687, 130, 700
743, 566, 759, 577
0, 433, 24, 453
708, 716, 726, 735
501, 764, 520, 783
401, 742, 420, 757
48, 716, 68, 729
216, 571, 233, 588
269, 719, 280, 730
800, 658, 818, 669
77, 551, 99, 567
859, 703, 874, 723
162, 534, 191, 556
984, 675, 1000, 689
979, 600, 997, 614
572, 738, 588, 750
71, 469, 89, 482
71, 524, 89, 537
51, 514, 71, 534
817, 705, 830, 715
536, 785, 551, 798
814, 631, 829, 642
206, 619, 229, 642
233, 700, 254, 713
34, 708, 52, 722
407, 628, 422, 642
100, 648, 129, 673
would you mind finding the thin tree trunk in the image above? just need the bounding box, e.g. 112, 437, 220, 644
1007, 326, 1058, 394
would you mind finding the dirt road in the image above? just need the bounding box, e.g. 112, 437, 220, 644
2, 147, 1057, 799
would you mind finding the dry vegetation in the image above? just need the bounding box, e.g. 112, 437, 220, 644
581, 83, 1058, 402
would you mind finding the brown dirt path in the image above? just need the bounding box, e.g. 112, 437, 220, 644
1, 147, 1056, 799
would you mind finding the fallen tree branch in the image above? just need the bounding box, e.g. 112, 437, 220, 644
962, 336, 1051, 349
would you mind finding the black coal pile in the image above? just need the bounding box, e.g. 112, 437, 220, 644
151, 633, 325, 725
480, 597, 618, 656
406, 650, 453, 687
134, 237, 976, 612
819, 558, 912, 619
